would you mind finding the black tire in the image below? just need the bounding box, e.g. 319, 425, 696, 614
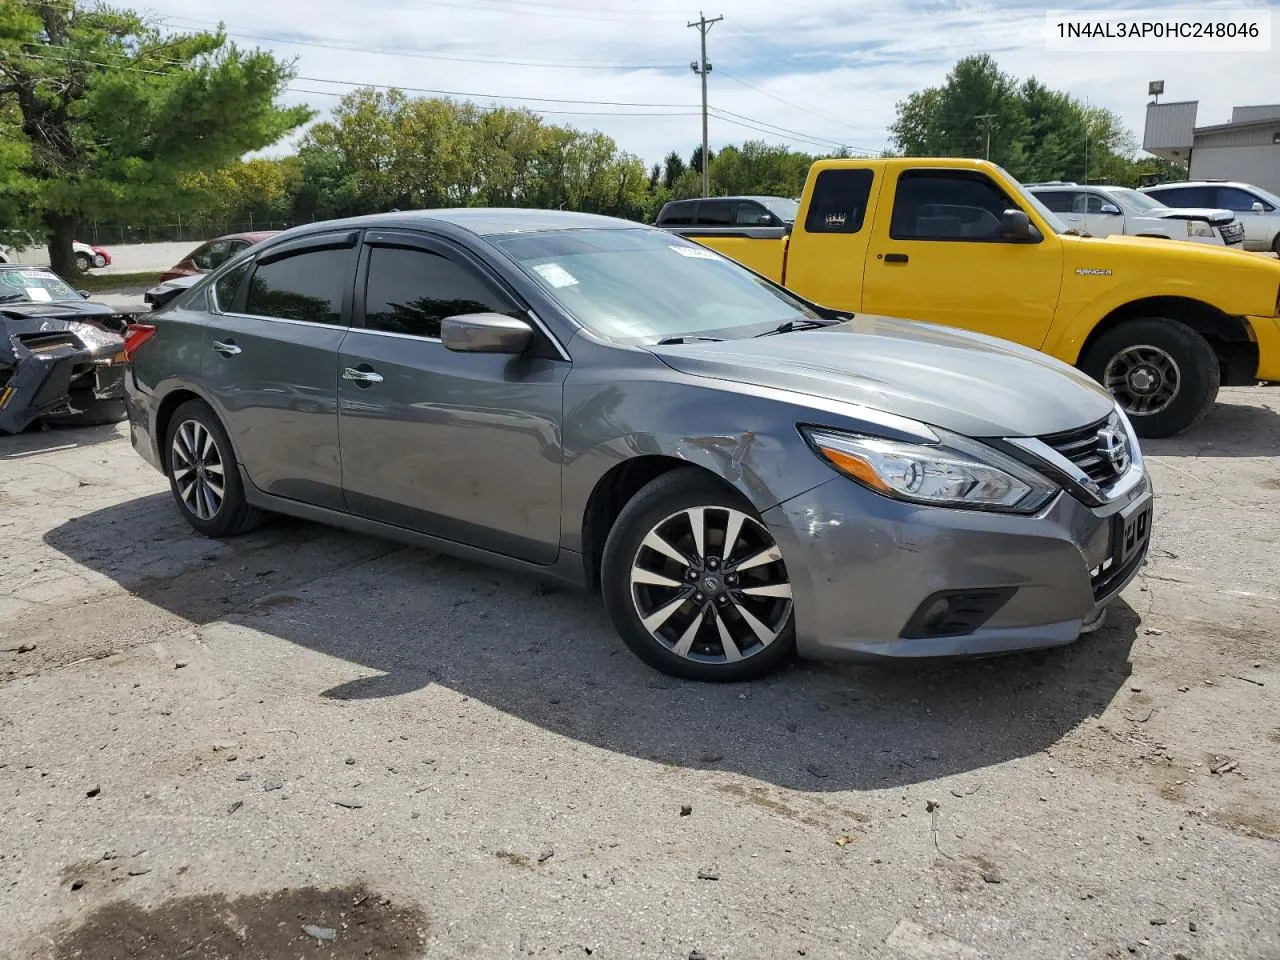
1080, 318, 1219, 438
1272, 233, 1280, 256
74, 252, 92, 273
163, 399, 261, 538
600, 468, 796, 682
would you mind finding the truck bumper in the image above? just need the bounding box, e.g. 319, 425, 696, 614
1247, 315, 1280, 382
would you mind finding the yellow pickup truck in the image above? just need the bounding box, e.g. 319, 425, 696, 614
656, 159, 1280, 437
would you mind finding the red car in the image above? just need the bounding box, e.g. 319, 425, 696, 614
158, 231, 277, 282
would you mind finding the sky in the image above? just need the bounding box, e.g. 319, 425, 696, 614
135, 0, 1280, 165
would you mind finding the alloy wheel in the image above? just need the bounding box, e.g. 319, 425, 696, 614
629, 506, 792, 664
170, 419, 226, 521
1104, 344, 1181, 416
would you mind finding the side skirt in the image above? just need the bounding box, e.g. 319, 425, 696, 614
243, 483, 588, 591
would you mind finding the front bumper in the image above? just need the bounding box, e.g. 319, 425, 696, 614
762, 471, 1152, 661
1247, 315, 1280, 382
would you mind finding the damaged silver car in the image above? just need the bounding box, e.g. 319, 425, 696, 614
0, 265, 131, 434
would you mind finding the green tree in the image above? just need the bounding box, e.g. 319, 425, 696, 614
0, 0, 310, 275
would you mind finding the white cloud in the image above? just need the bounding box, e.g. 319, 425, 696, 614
142, 0, 1279, 165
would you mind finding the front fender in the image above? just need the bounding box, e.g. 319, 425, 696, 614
1043, 240, 1280, 364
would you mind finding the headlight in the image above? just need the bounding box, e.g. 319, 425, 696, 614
1187, 220, 1215, 239
802, 427, 1057, 513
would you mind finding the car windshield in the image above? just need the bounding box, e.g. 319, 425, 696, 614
495, 228, 821, 344
1105, 188, 1165, 214
1000, 168, 1070, 234
0, 267, 81, 303
761, 197, 799, 223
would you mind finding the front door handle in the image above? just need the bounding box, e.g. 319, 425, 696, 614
212, 340, 241, 356
343, 366, 384, 386
883, 253, 909, 264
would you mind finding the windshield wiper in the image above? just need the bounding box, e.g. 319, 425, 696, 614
655, 335, 724, 345
0, 293, 30, 304
753, 317, 841, 338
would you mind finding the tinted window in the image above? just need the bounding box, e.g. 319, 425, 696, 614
1215, 186, 1271, 212
804, 169, 873, 234
658, 202, 696, 226
698, 200, 735, 226
1033, 190, 1076, 213
1146, 185, 1211, 207
890, 171, 1012, 241
363, 247, 516, 339
734, 202, 776, 226
245, 248, 349, 325
213, 261, 251, 312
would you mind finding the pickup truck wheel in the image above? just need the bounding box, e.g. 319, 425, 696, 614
1081, 319, 1219, 438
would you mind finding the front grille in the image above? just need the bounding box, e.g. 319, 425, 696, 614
1039, 417, 1123, 485
1220, 221, 1245, 244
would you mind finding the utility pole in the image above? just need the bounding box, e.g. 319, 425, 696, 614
688, 11, 723, 197
974, 113, 996, 161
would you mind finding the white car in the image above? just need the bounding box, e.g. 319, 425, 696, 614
0, 241, 112, 272
1142, 180, 1280, 253
1028, 183, 1245, 247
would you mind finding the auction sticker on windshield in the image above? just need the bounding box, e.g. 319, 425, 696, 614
533, 262, 579, 288
669, 245, 724, 261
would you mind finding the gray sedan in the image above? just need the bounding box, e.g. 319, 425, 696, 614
123, 210, 1153, 681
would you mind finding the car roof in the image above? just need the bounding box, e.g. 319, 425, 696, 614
1144, 181, 1245, 189
267, 208, 644, 240
665, 195, 793, 203
214, 231, 279, 243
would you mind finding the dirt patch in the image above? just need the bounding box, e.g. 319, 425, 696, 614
717, 782, 805, 822
51, 884, 426, 960
494, 850, 532, 869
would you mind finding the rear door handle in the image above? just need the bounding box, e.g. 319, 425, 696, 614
883, 253, 909, 264
343, 366, 384, 385
212, 340, 241, 356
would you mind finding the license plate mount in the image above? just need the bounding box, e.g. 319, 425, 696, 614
1114, 499, 1152, 568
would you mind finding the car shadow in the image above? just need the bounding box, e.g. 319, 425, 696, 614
44, 494, 1138, 793
1142, 392, 1280, 459
0, 422, 125, 459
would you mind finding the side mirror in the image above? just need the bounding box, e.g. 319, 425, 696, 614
441, 313, 533, 354
78, 289, 90, 298
1251, 201, 1266, 213
1000, 208, 1034, 241
1099, 203, 1122, 216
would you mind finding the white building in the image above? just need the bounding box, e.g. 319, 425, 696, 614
1144, 101, 1280, 194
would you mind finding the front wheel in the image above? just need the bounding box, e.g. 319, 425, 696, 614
164, 399, 261, 538
74, 252, 92, 273
92, 253, 107, 269
601, 469, 796, 682
1080, 318, 1219, 438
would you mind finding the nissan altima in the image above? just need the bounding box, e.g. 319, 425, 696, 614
123, 210, 1153, 681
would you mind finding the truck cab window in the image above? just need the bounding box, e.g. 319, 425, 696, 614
698, 201, 736, 226
890, 171, 1015, 241
803, 169, 873, 234
657, 202, 696, 226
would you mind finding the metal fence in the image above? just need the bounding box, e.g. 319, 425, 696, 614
84, 219, 299, 245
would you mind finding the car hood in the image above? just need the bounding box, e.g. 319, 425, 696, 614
1148, 206, 1235, 225
0, 299, 117, 322
648, 314, 1116, 438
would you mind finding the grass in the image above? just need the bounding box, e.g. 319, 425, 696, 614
75, 271, 162, 293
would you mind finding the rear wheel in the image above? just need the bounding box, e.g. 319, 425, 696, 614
1080, 318, 1219, 438
164, 399, 261, 538
92, 253, 107, 269
74, 252, 92, 273
601, 469, 796, 681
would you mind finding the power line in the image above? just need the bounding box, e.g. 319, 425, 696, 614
293, 76, 695, 109
389, 0, 673, 24
716, 68, 884, 141
158, 17, 680, 71
286, 86, 698, 118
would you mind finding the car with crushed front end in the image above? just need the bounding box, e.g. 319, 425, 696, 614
123, 210, 1153, 681
0, 264, 130, 434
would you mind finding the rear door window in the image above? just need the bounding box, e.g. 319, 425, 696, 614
803, 169, 874, 234
1033, 191, 1076, 213
697, 200, 736, 226
245, 248, 352, 325
1146, 185, 1212, 207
